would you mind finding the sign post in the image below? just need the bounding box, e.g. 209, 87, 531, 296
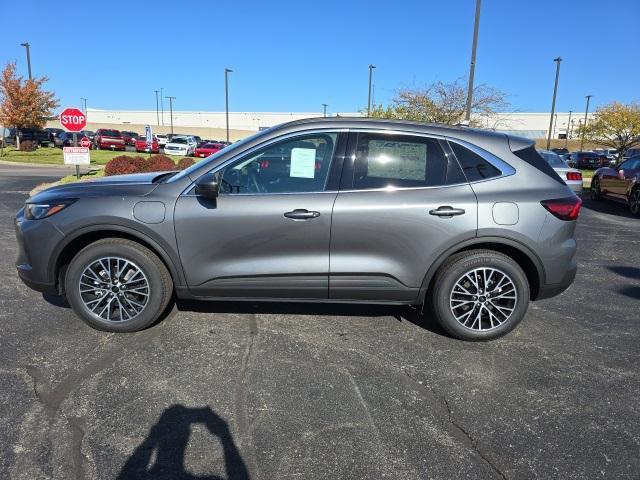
59, 107, 88, 179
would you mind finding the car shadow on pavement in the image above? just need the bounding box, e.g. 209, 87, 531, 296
607, 265, 640, 281
581, 197, 637, 218
175, 300, 449, 337
117, 404, 250, 480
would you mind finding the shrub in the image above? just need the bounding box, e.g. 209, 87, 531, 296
177, 157, 195, 170
19, 140, 37, 151
147, 154, 176, 172
104, 156, 138, 176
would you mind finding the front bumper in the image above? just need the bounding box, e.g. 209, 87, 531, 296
14, 211, 64, 294
164, 149, 189, 156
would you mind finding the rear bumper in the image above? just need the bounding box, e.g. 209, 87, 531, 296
535, 260, 577, 300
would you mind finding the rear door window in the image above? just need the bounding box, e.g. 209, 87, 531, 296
351, 133, 450, 189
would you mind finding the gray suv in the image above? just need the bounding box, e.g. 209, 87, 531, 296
14, 118, 581, 340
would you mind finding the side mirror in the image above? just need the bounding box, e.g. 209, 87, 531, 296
195, 172, 219, 199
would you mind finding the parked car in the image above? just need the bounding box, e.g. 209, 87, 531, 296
193, 142, 224, 158
135, 136, 160, 153
94, 129, 126, 151
568, 151, 600, 169
551, 147, 569, 156
15, 118, 581, 341
164, 135, 197, 156
538, 150, 582, 195
121, 131, 139, 146
591, 156, 640, 215
53, 131, 79, 148
81, 130, 96, 142
6, 128, 51, 147
45, 127, 65, 144
156, 134, 169, 147
623, 148, 640, 160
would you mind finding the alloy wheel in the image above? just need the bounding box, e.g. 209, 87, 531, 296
449, 267, 517, 331
78, 257, 150, 322
591, 178, 600, 200
631, 189, 640, 215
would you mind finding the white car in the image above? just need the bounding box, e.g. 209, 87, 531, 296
538, 150, 583, 195
163, 135, 197, 156
156, 134, 169, 147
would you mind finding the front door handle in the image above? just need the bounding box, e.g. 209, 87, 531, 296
284, 209, 321, 220
429, 206, 466, 218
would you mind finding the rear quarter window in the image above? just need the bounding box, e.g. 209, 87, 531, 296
512, 146, 565, 184
448, 141, 501, 182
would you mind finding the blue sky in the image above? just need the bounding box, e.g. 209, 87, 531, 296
2, 0, 638, 114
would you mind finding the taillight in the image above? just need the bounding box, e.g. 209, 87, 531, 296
566, 172, 582, 181
541, 196, 582, 221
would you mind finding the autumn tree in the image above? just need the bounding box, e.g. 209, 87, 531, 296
0, 62, 59, 149
370, 78, 510, 128
578, 102, 640, 161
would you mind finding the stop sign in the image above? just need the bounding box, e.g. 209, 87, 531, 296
80, 137, 91, 148
59, 107, 87, 132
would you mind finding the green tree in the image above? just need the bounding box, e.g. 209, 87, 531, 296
578, 102, 640, 161
370, 78, 510, 128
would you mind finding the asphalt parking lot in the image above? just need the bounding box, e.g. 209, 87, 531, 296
1, 163, 638, 480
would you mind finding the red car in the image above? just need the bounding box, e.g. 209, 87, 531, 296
591, 155, 640, 216
94, 129, 126, 151
193, 142, 224, 158
135, 136, 160, 153
121, 131, 139, 146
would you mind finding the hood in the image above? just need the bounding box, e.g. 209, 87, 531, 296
28, 172, 172, 203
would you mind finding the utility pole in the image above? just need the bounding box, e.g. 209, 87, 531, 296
20, 42, 32, 80
322, 103, 328, 117
80, 98, 87, 115
580, 95, 592, 151
564, 110, 572, 148
367, 64, 376, 116
160, 87, 164, 126
465, 0, 482, 122
165, 96, 175, 135
225, 68, 232, 142
154, 90, 160, 126
546, 57, 562, 150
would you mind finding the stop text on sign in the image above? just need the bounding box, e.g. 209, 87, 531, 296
60, 114, 86, 125
59, 107, 87, 132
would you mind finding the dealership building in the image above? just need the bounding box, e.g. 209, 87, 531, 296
50, 109, 594, 141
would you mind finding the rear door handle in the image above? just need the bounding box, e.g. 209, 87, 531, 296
429, 206, 466, 217
284, 209, 321, 220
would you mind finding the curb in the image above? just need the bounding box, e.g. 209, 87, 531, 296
0, 159, 104, 169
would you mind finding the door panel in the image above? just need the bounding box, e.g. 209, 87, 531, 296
329, 186, 478, 301
174, 193, 336, 298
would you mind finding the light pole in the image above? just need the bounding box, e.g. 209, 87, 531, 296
80, 98, 87, 115
465, 0, 482, 122
225, 68, 232, 142
322, 104, 328, 117
546, 57, 562, 150
367, 64, 376, 116
154, 90, 160, 126
20, 42, 32, 80
165, 96, 175, 135
160, 87, 164, 126
580, 95, 592, 151
564, 110, 572, 148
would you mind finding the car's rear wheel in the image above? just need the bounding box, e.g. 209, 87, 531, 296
630, 188, 640, 216
64, 238, 173, 332
429, 250, 530, 341
591, 177, 602, 200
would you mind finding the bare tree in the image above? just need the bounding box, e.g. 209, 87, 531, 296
370, 78, 510, 128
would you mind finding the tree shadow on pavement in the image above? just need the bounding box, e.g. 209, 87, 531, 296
117, 404, 250, 480
175, 300, 449, 337
607, 266, 640, 281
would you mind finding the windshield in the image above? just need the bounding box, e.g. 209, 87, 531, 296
170, 137, 187, 144
539, 151, 567, 168
101, 130, 120, 137
168, 128, 275, 183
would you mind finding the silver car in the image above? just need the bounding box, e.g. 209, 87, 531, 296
15, 118, 581, 341
538, 150, 583, 195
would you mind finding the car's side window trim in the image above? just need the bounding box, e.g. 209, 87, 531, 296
446, 137, 516, 182
181, 129, 348, 197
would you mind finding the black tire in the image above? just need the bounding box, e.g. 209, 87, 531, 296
591, 176, 602, 200
64, 238, 173, 332
630, 187, 640, 216
429, 249, 530, 341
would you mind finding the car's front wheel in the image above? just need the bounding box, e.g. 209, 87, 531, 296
429, 250, 530, 341
64, 238, 173, 332
591, 176, 602, 200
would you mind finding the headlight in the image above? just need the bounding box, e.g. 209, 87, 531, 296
25, 199, 76, 220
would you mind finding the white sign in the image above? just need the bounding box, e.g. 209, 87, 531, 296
145, 125, 153, 146
289, 148, 316, 178
63, 147, 90, 165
